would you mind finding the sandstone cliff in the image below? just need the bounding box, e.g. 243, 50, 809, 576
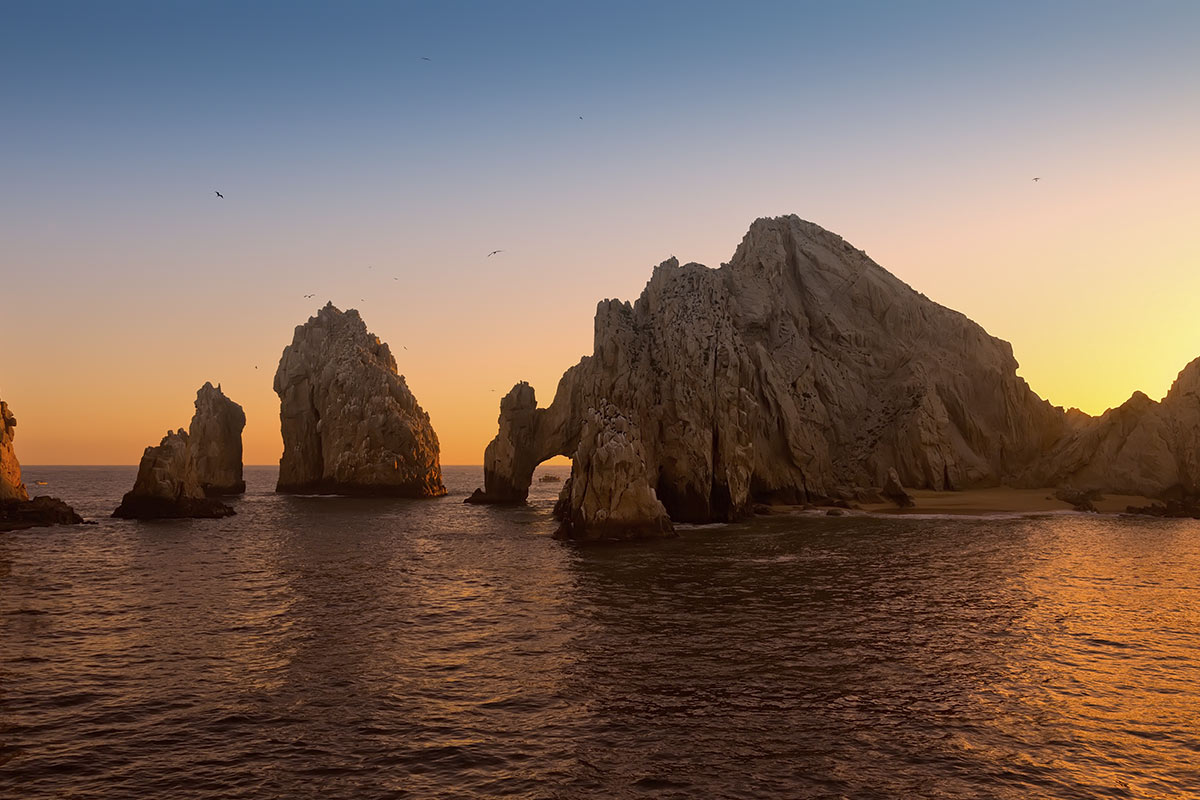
1, 396, 85, 531
274, 303, 445, 497
113, 429, 235, 519
472, 215, 1200, 530
189, 382, 246, 495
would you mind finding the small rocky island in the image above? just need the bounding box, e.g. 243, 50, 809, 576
470, 215, 1200, 539
1, 397, 85, 531
274, 303, 446, 497
190, 381, 247, 495
113, 383, 245, 519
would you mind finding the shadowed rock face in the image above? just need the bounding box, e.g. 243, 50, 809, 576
189, 382, 246, 496
1024, 358, 1200, 498
472, 215, 1200, 529
0, 397, 86, 531
274, 303, 446, 497
553, 402, 673, 542
113, 429, 235, 519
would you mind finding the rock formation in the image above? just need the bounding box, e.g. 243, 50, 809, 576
553, 402, 674, 541
471, 215, 1200, 529
274, 303, 445, 496
189, 381, 246, 495
1, 397, 85, 531
1025, 358, 1200, 499
882, 468, 915, 508
113, 429, 235, 519
1, 400, 27, 504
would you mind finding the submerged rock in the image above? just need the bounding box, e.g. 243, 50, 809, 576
1, 496, 85, 532
189, 382, 246, 495
113, 429, 235, 519
274, 303, 445, 497
553, 402, 674, 542
0, 397, 86, 531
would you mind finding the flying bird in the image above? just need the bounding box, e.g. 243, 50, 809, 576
214, 191, 224, 198
579, 116, 584, 120
1032, 177, 1040, 182
304, 293, 315, 298
421, 57, 431, 61
487, 249, 504, 257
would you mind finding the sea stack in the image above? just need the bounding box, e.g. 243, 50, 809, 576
274, 303, 446, 496
471, 215, 1200, 529
189, 381, 246, 495
553, 402, 674, 542
1, 397, 85, 531
113, 429, 235, 519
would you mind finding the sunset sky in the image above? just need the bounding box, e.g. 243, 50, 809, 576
3, 0, 1198, 465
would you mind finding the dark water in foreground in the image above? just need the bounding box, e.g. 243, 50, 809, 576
2, 466, 1199, 799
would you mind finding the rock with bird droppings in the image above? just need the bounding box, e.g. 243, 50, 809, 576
274, 303, 446, 496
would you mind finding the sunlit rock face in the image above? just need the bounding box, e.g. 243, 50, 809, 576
274, 303, 446, 497
472, 215, 1073, 524
0, 397, 85, 531
1, 400, 29, 503
189, 382, 246, 496
113, 429, 235, 519
553, 402, 674, 542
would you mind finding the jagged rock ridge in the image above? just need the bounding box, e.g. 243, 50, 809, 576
274, 303, 445, 497
472, 215, 1200, 532
190, 382, 246, 495
113, 428, 235, 519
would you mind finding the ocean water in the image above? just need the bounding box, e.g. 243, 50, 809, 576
2, 465, 1199, 799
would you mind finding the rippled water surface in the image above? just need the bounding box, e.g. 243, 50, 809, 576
3, 466, 1199, 799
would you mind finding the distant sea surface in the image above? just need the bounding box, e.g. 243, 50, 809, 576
2, 466, 1199, 799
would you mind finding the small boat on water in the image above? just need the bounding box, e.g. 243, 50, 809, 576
34, 481, 48, 486
538, 474, 561, 483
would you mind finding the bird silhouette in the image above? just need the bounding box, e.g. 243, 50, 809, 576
1032, 177, 1040, 182
579, 116, 584, 120
303, 293, 315, 298
487, 249, 504, 257
421, 57, 431, 61
214, 190, 224, 198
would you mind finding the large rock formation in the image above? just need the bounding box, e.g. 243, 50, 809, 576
113, 429, 235, 519
189, 382, 246, 495
1, 397, 85, 531
471, 215, 1200, 528
1025, 358, 1200, 498
553, 402, 673, 541
274, 303, 446, 496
